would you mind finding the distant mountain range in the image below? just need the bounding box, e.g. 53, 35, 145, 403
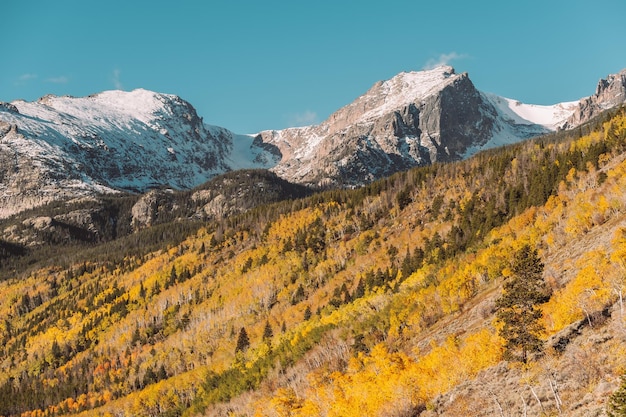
1, 66, 625, 217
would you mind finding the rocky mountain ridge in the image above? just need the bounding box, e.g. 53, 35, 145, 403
563, 68, 626, 129
0, 89, 276, 218
1, 67, 625, 217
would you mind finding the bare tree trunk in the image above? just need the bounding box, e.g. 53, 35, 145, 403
528, 384, 545, 414
549, 375, 563, 414
520, 392, 528, 417
490, 390, 505, 417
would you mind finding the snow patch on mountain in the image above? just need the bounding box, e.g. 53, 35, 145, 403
483, 92, 579, 130
2, 67, 624, 217
357, 66, 458, 121
460, 94, 579, 158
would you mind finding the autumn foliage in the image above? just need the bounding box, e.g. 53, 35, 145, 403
0, 107, 625, 416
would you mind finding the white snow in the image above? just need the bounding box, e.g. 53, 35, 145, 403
482, 92, 579, 130
461, 94, 580, 159
0, 89, 279, 197
223, 130, 278, 170
356, 65, 459, 122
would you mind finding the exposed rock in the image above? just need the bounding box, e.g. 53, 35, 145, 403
22, 216, 53, 230
258, 68, 520, 187
199, 193, 229, 218
0, 102, 19, 113
131, 189, 176, 229
563, 68, 626, 128
1, 68, 625, 217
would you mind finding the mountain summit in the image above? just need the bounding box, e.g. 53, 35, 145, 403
1, 67, 625, 217
257, 66, 581, 187
0, 89, 277, 217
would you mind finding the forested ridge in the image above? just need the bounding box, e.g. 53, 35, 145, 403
1, 107, 626, 416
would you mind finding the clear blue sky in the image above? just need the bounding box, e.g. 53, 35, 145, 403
2, 0, 625, 134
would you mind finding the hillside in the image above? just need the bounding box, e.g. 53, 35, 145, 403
0, 169, 311, 277
0, 107, 626, 416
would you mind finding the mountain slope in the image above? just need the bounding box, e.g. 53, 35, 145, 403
0, 169, 311, 273
0, 106, 625, 417
564, 68, 626, 128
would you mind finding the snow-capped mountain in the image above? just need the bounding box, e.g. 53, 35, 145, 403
0, 89, 278, 217
256, 66, 582, 187
1, 66, 625, 218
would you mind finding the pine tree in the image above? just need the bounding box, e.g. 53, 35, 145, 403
262, 321, 273, 342
496, 244, 548, 363
235, 327, 250, 353
303, 306, 312, 321
166, 265, 177, 288
608, 375, 626, 417
353, 278, 365, 299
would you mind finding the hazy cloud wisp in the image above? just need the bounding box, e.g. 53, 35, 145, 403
15, 73, 38, 85
423, 52, 467, 70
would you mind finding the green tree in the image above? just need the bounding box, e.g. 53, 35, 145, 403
608, 375, 626, 417
262, 321, 273, 342
166, 265, 177, 288
235, 327, 250, 353
139, 281, 146, 299
496, 244, 548, 363
303, 306, 312, 321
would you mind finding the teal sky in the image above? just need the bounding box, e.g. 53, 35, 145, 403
2, 0, 625, 134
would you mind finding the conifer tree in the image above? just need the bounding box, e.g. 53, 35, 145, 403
262, 321, 273, 342
496, 244, 548, 363
157, 364, 167, 381
235, 327, 250, 353
166, 265, 177, 288
354, 278, 365, 299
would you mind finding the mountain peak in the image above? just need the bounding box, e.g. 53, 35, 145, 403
367, 65, 460, 106
399, 65, 456, 78
325, 66, 465, 130
562, 68, 626, 129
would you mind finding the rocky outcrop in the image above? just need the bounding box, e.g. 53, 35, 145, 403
257, 66, 626, 187
563, 68, 626, 129
131, 189, 177, 229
